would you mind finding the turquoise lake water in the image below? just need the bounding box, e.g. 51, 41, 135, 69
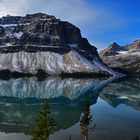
0, 76, 139, 140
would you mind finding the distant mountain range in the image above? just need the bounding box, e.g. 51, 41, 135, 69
100, 40, 140, 74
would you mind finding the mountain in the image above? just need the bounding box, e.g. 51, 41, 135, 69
0, 13, 121, 76
99, 42, 123, 56
100, 39, 140, 74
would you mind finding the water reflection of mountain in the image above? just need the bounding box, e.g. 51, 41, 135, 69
0, 77, 113, 101
0, 76, 117, 134
0, 76, 140, 135
100, 77, 140, 111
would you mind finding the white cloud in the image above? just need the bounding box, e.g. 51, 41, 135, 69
33, 0, 98, 25
0, 0, 123, 27
0, 0, 30, 16
0, 0, 98, 24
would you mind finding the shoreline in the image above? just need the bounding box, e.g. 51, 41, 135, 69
0, 70, 111, 80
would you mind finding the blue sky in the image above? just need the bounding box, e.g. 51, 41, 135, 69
0, 0, 140, 51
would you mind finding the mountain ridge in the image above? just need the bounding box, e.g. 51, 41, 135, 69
100, 39, 140, 74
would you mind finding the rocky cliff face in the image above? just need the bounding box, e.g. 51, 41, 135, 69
100, 39, 140, 74
0, 13, 120, 75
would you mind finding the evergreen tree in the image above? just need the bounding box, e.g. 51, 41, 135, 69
32, 99, 55, 140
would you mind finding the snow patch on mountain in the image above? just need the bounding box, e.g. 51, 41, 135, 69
13, 32, 23, 39
117, 95, 128, 99
118, 51, 128, 54
0, 24, 17, 28
69, 44, 78, 48
0, 51, 99, 74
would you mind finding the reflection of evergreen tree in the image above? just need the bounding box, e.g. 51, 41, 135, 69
69, 135, 71, 140
133, 136, 139, 140
80, 100, 96, 140
32, 99, 55, 140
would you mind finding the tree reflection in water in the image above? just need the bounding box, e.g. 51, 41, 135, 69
32, 99, 55, 140
133, 136, 139, 140
80, 100, 96, 140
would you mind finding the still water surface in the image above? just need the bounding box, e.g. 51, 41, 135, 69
0, 76, 140, 140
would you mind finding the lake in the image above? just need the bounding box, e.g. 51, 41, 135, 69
0, 76, 140, 140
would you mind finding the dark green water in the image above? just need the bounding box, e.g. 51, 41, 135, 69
0, 76, 140, 140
